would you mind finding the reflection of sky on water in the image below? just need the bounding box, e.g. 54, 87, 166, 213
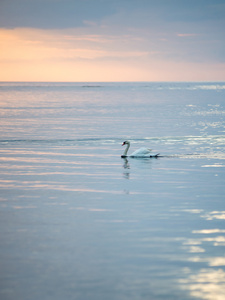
120, 156, 225, 299
201, 211, 225, 221
1, 82, 225, 300
180, 268, 225, 300
179, 209, 225, 300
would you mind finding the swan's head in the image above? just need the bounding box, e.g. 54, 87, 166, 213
122, 141, 130, 146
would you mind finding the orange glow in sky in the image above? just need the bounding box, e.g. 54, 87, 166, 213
0, 1, 225, 82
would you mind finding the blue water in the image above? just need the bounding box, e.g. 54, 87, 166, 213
0, 82, 225, 300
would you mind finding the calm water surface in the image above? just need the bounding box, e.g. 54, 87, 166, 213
0, 82, 225, 300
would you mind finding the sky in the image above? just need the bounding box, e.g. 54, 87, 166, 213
0, 0, 225, 82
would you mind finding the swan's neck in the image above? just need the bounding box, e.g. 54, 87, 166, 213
123, 143, 130, 157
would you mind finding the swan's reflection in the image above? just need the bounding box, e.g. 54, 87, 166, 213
122, 158, 130, 179
121, 157, 156, 179
121, 157, 155, 169
122, 158, 130, 169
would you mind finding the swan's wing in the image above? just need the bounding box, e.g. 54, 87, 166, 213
130, 147, 152, 157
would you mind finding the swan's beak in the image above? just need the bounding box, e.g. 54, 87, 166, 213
122, 142, 125, 146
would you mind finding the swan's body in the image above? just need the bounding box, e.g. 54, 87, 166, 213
121, 141, 160, 158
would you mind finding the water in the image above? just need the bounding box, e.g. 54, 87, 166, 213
0, 82, 225, 300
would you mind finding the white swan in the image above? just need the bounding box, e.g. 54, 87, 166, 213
121, 141, 160, 158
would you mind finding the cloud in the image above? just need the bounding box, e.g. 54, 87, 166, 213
0, 27, 155, 63
177, 34, 198, 37
0, 0, 117, 29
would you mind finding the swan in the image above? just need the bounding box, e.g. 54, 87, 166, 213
121, 141, 160, 158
